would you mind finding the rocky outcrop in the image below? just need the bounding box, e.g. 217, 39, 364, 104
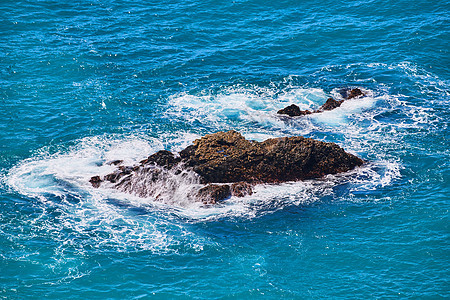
180, 130, 363, 183
277, 88, 365, 117
90, 131, 363, 204
197, 184, 231, 204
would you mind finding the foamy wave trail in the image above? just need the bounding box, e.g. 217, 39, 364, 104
5, 135, 218, 253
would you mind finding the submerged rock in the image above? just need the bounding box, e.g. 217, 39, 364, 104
90, 131, 363, 204
107, 160, 123, 166
89, 176, 102, 188
277, 88, 366, 117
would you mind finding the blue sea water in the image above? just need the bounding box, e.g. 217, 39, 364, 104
1, 0, 449, 298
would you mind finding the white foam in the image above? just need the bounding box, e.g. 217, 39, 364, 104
7, 85, 406, 219
6, 135, 216, 253
12, 80, 442, 223
6, 62, 447, 256
7, 135, 158, 200
311, 95, 377, 126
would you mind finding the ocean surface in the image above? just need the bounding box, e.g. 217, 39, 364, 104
1, 0, 449, 298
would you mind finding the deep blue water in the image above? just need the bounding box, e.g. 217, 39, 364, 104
1, 0, 449, 298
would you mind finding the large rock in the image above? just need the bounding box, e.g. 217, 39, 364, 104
90, 131, 363, 203
180, 130, 363, 183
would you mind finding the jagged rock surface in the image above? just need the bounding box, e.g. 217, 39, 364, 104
196, 182, 254, 204
197, 184, 231, 204
90, 131, 363, 203
180, 130, 363, 183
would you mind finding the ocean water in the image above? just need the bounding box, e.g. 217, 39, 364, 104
1, 0, 449, 298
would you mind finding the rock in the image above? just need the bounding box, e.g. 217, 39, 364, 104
107, 160, 123, 166
230, 182, 253, 197
196, 182, 253, 204
103, 166, 136, 183
197, 184, 231, 204
140, 150, 181, 169
181, 130, 363, 183
278, 88, 366, 117
104, 170, 126, 183
89, 176, 102, 188
346, 88, 364, 99
277, 104, 312, 117
318, 98, 344, 111
339, 87, 365, 99
90, 130, 363, 204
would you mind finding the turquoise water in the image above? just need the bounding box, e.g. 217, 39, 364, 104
1, 0, 449, 298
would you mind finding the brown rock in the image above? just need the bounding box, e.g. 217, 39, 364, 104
318, 98, 344, 111
337, 87, 366, 100
278, 88, 366, 118
347, 88, 364, 99
181, 130, 363, 184
197, 184, 231, 204
140, 150, 181, 169
89, 176, 102, 188
104, 171, 124, 183
231, 182, 253, 197
90, 131, 364, 204
107, 160, 123, 166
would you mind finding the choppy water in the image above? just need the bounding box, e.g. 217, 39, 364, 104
1, 0, 449, 298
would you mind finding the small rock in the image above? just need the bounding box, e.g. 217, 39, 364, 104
104, 171, 122, 183
277, 104, 312, 117
107, 160, 123, 166
197, 184, 231, 204
230, 182, 253, 197
89, 176, 102, 188
140, 150, 181, 169
319, 98, 344, 111
346, 88, 365, 99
